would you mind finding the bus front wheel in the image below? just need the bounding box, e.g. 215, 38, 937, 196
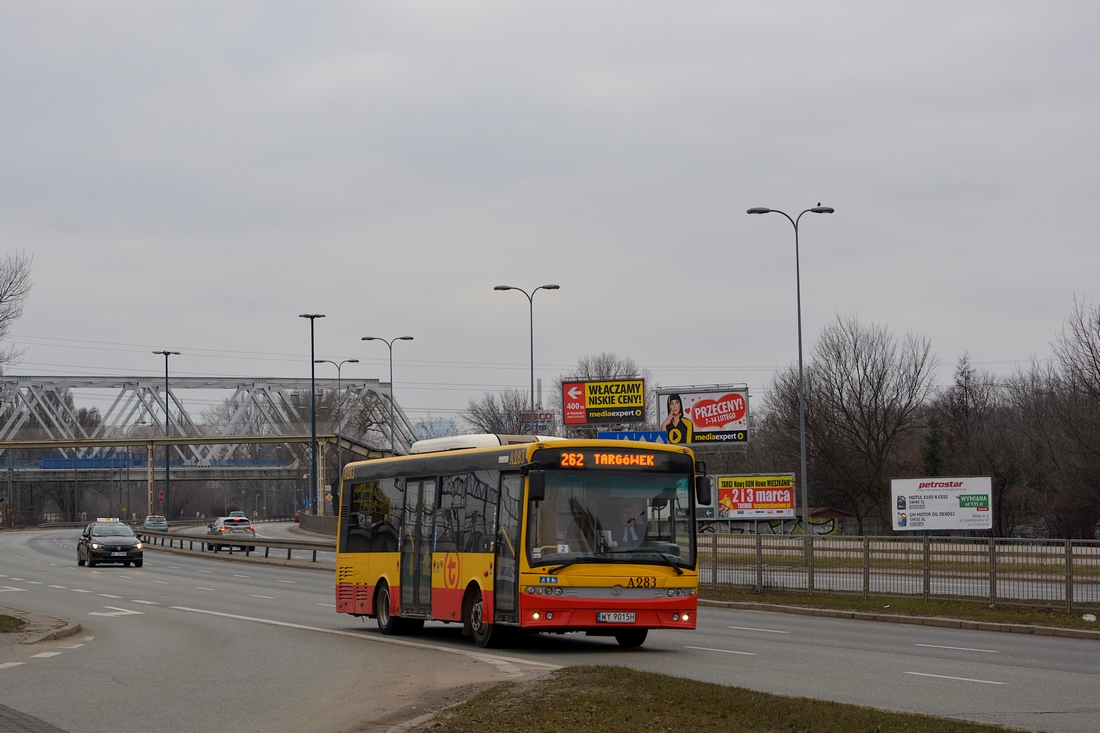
470, 591, 506, 648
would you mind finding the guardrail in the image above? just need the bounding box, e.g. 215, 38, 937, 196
137, 529, 335, 563
698, 534, 1100, 612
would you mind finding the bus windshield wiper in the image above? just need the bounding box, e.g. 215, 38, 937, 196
655, 551, 685, 575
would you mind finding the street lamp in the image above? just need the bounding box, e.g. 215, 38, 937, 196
747, 205, 833, 539
152, 350, 180, 518
315, 358, 359, 503
361, 336, 413, 455
494, 284, 559, 431
299, 314, 326, 515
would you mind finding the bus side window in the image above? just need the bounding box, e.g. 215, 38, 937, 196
372, 477, 402, 553
435, 474, 466, 552
464, 471, 500, 553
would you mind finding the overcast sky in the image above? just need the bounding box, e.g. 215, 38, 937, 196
3, 2, 1098, 425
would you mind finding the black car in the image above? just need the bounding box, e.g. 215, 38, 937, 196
78, 520, 144, 568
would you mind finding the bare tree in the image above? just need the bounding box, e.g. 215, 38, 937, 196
927, 355, 1033, 536
0, 251, 32, 370
461, 388, 530, 434
765, 316, 936, 533
1007, 300, 1100, 537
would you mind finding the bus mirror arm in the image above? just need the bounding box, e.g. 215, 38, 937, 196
528, 470, 546, 502
695, 476, 712, 506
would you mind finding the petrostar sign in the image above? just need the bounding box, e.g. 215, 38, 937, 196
561, 379, 645, 425
890, 476, 993, 531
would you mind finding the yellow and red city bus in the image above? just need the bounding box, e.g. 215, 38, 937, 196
334, 434, 711, 648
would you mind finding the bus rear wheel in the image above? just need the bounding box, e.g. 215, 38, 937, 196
470, 591, 507, 648
375, 584, 423, 636
615, 629, 648, 648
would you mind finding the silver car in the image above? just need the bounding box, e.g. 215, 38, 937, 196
205, 516, 257, 552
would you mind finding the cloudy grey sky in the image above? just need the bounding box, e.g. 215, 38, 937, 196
3, 2, 1098, 424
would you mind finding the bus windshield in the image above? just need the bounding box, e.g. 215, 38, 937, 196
526, 470, 695, 570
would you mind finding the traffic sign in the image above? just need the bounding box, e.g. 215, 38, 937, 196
158, 491, 165, 503
598, 431, 668, 443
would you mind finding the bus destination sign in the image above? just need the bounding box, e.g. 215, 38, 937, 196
536, 448, 690, 473
562, 379, 646, 425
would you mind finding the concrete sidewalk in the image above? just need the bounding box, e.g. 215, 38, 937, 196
0, 604, 82, 647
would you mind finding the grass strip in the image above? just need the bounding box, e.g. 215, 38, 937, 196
701, 586, 1100, 631
0, 614, 26, 633
417, 666, 1020, 733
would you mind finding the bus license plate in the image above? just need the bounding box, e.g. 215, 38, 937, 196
597, 612, 635, 624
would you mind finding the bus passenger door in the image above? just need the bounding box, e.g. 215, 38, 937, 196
400, 478, 437, 616
494, 473, 522, 623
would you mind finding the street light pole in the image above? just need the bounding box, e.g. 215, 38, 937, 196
494, 284, 559, 432
152, 350, 180, 518
315, 357, 359, 508
361, 336, 413, 455
299, 314, 326, 515
747, 205, 833, 539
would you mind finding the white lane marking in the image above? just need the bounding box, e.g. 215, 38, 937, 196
0, 575, 7, 578
686, 646, 757, 656
0, 586, 27, 593
197, 570, 211, 574
119, 575, 132, 579
72, 589, 92, 594
9, 578, 23, 581
276, 580, 296, 584
31, 652, 61, 658
904, 672, 1005, 685
196, 587, 215, 591
914, 643, 998, 653
26, 581, 43, 585
89, 606, 145, 617
233, 574, 250, 578
60, 644, 84, 649
251, 594, 274, 599
0, 662, 26, 670
728, 625, 790, 634
153, 581, 169, 585
49, 585, 66, 589
131, 600, 159, 605
98, 594, 121, 599
169, 566, 180, 569
171, 606, 561, 677
317, 603, 336, 608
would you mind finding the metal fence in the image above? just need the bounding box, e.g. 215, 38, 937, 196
697, 534, 1100, 612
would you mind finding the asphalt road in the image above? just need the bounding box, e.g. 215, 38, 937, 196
0, 529, 549, 733
3, 528, 1099, 733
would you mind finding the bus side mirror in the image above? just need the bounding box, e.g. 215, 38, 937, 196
695, 476, 712, 506
528, 470, 546, 502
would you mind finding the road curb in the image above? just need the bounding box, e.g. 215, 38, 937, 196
0, 605, 83, 646
698, 599, 1100, 640
23, 622, 83, 644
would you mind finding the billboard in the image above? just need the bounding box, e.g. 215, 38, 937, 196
716, 474, 795, 519
890, 477, 993, 531
561, 379, 645, 425
656, 387, 748, 445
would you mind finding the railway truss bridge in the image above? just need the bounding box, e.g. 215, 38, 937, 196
0, 376, 419, 521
